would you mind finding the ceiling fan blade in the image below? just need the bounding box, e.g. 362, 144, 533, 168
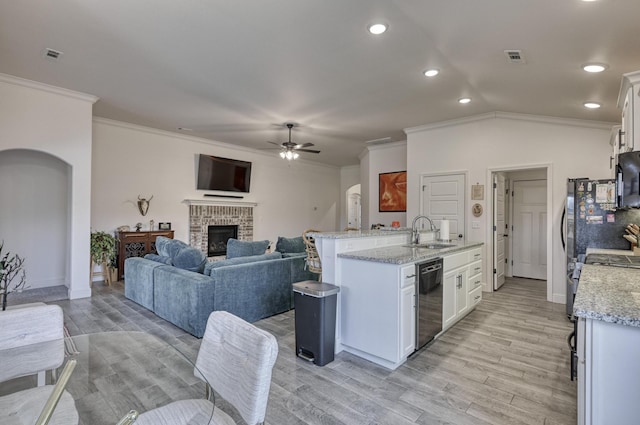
266, 141, 283, 147
294, 142, 314, 149
296, 149, 321, 154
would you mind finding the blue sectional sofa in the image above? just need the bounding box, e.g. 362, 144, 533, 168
124, 236, 315, 337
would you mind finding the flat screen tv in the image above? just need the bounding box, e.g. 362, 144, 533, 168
196, 154, 252, 193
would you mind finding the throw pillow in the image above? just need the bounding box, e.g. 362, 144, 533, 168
156, 236, 188, 258
144, 253, 173, 265
226, 238, 270, 259
204, 252, 282, 275
275, 236, 305, 254
172, 245, 207, 274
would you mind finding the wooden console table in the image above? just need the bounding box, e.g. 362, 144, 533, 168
117, 230, 174, 279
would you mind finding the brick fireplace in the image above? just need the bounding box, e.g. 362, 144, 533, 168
186, 200, 256, 258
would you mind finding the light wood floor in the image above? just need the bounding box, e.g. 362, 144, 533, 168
52, 276, 575, 425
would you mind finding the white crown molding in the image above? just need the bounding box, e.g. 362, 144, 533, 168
93, 117, 339, 170
365, 140, 407, 152
183, 199, 257, 207
0, 72, 98, 103
404, 111, 617, 134
618, 70, 640, 108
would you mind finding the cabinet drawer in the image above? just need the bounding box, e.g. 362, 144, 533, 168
468, 273, 482, 292
401, 264, 417, 288
469, 247, 482, 262
468, 260, 482, 277
444, 251, 468, 270
468, 285, 482, 307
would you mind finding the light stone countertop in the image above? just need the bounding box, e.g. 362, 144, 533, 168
585, 247, 635, 256
308, 229, 411, 239
573, 264, 640, 327
337, 240, 483, 265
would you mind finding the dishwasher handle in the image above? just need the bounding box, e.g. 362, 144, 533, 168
421, 264, 442, 273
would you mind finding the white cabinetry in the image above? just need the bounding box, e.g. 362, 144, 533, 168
443, 247, 483, 331
617, 70, 640, 152
578, 317, 640, 425
609, 125, 622, 178
314, 231, 411, 352
400, 265, 417, 358
339, 258, 415, 370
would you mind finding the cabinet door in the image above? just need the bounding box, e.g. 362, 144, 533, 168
456, 268, 469, 316
400, 284, 416, 357
443, 270, 458, 330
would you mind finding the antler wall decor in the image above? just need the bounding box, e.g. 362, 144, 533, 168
137, 195, 153, 216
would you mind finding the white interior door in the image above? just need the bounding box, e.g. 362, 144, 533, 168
420, 174, 465, 239
512, 180, 547, 280
493, 173, 506, 290
347, 193, 361, 229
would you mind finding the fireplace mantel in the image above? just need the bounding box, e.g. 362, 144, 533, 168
182, 199, 258, 207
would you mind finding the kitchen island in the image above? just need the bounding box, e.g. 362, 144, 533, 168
573, 264, 640, 425
312, 231, 483, 370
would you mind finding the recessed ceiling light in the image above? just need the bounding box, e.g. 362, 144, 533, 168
458, 97, 471, 104
368, 23, 387, 35
423, 69, 439, 77
584, 102, 601, 109
582, 63, 608, 73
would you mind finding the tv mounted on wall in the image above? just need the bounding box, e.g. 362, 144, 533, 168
196, 154, 252, 193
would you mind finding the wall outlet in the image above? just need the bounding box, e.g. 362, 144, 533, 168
472, 221, 480, 229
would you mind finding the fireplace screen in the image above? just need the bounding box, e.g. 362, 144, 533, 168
207, 225, 238, 256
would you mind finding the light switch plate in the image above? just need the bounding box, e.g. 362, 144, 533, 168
472, 221, 480, 229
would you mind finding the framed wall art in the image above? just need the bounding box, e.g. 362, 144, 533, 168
379, 171, 407, 212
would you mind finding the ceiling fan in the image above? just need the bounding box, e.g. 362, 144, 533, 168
268, 123, 320, 160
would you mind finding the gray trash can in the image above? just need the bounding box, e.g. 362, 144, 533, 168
292, 280, 340, 366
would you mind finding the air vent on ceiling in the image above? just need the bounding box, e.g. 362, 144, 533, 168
504, 50, 525, 64
43, 48, 63, 61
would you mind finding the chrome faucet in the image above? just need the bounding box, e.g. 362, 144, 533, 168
411, 215, 437, 244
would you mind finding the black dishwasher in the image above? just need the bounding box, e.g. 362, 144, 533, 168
415, 257, 444, 350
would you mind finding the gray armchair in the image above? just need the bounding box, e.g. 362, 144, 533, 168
136, 311, 279, 425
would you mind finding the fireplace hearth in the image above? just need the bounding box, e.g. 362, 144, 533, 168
208, 225, 238, 257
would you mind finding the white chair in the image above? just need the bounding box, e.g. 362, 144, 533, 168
136, 311, 279, 425
0, 303, 79, 425
0, 303, 65, 386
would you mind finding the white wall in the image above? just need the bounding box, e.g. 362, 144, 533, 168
92, 119, 341, 244
360, 141, 408, 229
0, 74, 96, 299
340, 165, 360, 230
0, 150, 69, 289
405, 112, 613, 303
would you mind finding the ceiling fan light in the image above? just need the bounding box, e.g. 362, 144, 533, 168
279, 151, 286, 159
285, 150, 294, 160
293, 152, 299, 160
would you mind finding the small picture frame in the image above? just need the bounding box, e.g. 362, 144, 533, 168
471, 184, 484, 200
158, 222, 172, 230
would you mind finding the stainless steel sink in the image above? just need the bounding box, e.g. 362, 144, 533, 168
403, 243, 455, 249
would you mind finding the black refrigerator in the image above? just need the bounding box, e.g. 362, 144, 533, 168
563, 177, 635, 316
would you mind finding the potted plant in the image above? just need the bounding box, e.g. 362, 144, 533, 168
0, 241, 28, 311
90, 230, 116, 285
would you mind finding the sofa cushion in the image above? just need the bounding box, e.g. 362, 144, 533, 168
275, 236, 305, 254
156, 236, 188, 258
226, 239, 270, 259
204, 252, 282, 275
173, 245, 207, 274
144, 253, 173, 265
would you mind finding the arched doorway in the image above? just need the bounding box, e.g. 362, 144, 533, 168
346, 184, 361, 230
0, 149, 70, 293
